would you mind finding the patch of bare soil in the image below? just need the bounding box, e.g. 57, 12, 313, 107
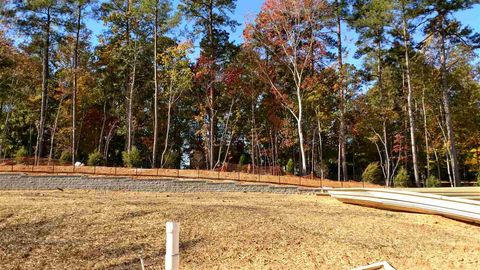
0, 191, 478, 269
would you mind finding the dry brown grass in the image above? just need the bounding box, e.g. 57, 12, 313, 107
0, 191, 479, 270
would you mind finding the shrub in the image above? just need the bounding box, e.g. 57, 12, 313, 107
237, 154, 247, 171
87, 151, 103, 166
59, 150, 72, 165
314, 163, 329, 179
285, 158, 294, 175
362, 162, 381, 184
476, 173, 480, 187
122, 146, 142, 168
15, 147, 28, 164
394, 167, 409, 187
163, 151, 179, 168
425, 175, 441, 188
191, 150, 204, 169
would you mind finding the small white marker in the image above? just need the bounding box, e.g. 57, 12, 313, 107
165, 221, 180, 270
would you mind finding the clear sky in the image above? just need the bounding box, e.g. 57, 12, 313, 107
88, 1, 480, 66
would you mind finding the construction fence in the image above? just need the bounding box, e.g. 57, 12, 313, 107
0, 163, 379, 189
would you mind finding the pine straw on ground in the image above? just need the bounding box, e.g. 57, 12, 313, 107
0, 191, 478, 270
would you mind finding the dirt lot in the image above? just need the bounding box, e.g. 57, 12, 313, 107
0, 191, 478, 270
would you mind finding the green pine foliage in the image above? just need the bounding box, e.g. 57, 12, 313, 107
59, 150, 72, 165
362, 162, 381, 184
286, 159, 294, 175
122, 147, 142, 168
425, 175, 441, 188
237, 154, 247, 171
15, 147, 28, 164
394, 167, 409, 187
87, 151, 103, 166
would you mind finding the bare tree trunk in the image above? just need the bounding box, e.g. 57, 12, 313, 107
251, 97, 255, 173
376, 39, 391, 185
98, 100, 107, 152
49, 96, 65, 164
317, 116, 324, 179
152, 3, 159, 167
296, 84, 307, 175
72, 4, 82, 164
439, 26, 461, 186
0, 110, 11, 159
337, 143, 341, 181
311, 128, 315, 175
422, 87, 430, 178
434, 149, 441, 181
160, 102, 172, 168
75, 107, 87, 158
207, 0, 215, 170
336, 0, 347, 181
124, 0, 131, 152
214, 99, 235, 168
127, 44, 137, 153
103, 122, 118, 161
296, 116, 307, 175
35, 7, 51, 165
401, 4, 420, 186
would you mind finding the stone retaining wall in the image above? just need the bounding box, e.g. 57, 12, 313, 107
0, 174, 324, 195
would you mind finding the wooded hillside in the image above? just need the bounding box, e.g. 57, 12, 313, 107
1, 0, 479, 187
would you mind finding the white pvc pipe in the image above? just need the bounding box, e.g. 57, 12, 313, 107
165, 222, 180, 270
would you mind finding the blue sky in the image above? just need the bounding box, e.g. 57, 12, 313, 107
88, 1, 480, 66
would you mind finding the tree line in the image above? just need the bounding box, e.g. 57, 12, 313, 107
1, 0, 479, 187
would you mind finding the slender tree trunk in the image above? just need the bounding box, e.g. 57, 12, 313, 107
422, 87, 430, 178
439, 25, 461, 186
401, 5, 420, 186
434, 149, 441, 181
311, 128, 315, 175
160, 102, 172, 168
98, 100, 107, 152
295, 83, 307, 175
152, 2, 159, 168
336, 0, 347, 181
127, 44, 137, 153
35, 7, 51, 165
72, 4, 81, 164
207, 0, 215, 170
297, 113, 307, 175
152, 4, 159, 167
317, 117, 324, 179
337, 143, 341, 181
251, 96, 255, 173
124, 0, 132, 153
49, 96, 65, 164
0, 110, 10, 159
214, 100, 234, 168
103, 122, 118, 162
75, 107, 86, 157
377, 39, 391, 186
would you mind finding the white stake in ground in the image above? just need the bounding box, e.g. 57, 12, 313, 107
165, 222, 180, 270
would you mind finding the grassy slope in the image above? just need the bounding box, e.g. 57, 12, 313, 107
0, 191, 479, 269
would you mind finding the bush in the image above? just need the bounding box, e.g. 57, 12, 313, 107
15, 147, 28, 164
237, 154, 247, 171
285, 158, 294, 175
87, 151, 103, 166
362, 162, 381, 184
191, 150, 204, 169
163, 151, 179, 168
59, 150, 72, 165
425, 175, 441, 188
122, 146, 141, 168
394, 167, 409, 187
476, 173, 480, 187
